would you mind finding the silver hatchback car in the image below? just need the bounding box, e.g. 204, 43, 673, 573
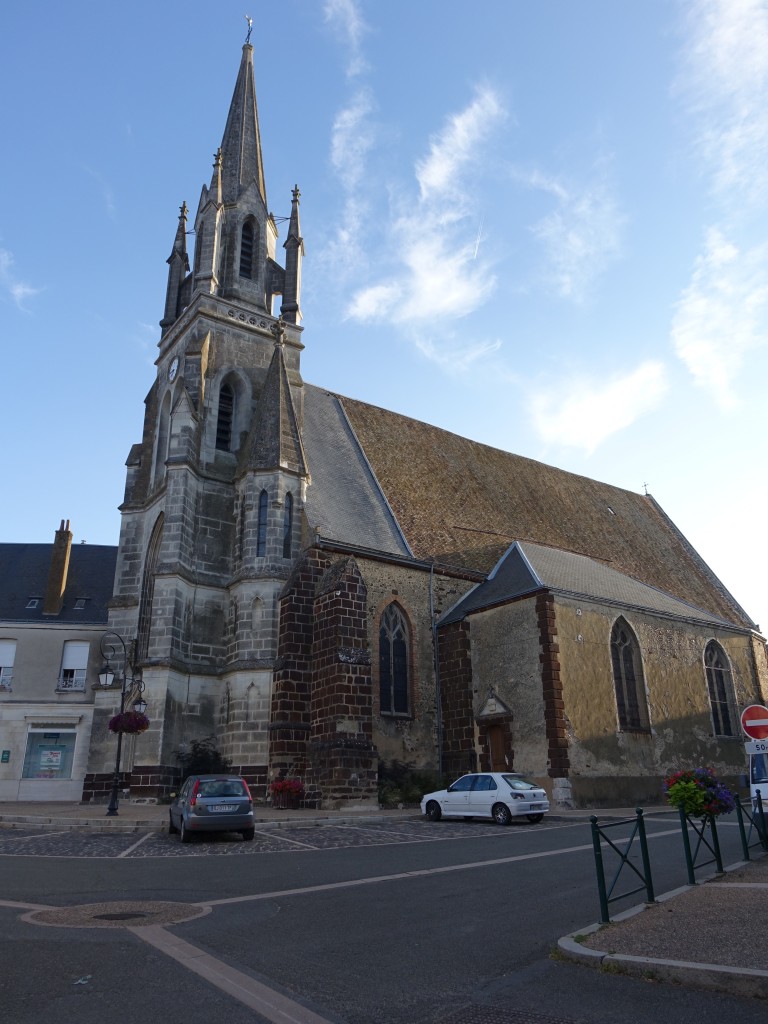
169, 774, 255, 842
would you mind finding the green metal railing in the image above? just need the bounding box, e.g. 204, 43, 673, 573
676, 805, 724, 884
735, 791, 768, 860
590, 809, 655, 924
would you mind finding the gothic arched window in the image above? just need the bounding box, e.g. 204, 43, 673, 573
257, 489, 268, 557
239, 221, 255, 279
610, 618, 649, 732
153, 391, 172, 485
215, 382, 234, 451
282, 493, 293, 559
704, 641, 734, 736
137, 514, 164, 661
379, 603, 410, 716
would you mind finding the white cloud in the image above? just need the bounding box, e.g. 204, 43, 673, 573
0, 249, 42, 309
325, 90, 377, 272
524, 167, 625, 302
671, 227, 768, 406
330, 90, 375, 190
346, 86, 506, 333
323, 0, 369, 77
529, 361, 669, 453
414, 333, 502, 375
416, 87, 505, 203
677, 0, 768, 202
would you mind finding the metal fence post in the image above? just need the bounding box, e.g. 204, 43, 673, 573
635, 808, 655, 903
708, 813, 723, 873
678, 803, 696, 885
735, 799, 750, 861
756, 790, 768, 851
590, 815, 610, 923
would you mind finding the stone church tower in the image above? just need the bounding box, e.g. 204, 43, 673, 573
85, 43, 315, 802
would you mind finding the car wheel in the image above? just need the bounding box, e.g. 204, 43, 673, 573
526, 813, 544, 824
492, 803, 512, 826
180, 819, 193, 844
168, 811, 179, 835
241, 828, 255, 841
425, 800, 442, 822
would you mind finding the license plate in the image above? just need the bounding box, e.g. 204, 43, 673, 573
211, 804, 237, 812
530, 804, 544, 810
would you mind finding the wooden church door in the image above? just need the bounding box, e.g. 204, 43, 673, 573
488, 724, 508, 771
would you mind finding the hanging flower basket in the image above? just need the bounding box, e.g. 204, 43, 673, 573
664, 767, 735, 819
269, 777, 304, 809
108, 711, 150, 735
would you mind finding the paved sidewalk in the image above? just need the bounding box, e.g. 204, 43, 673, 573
559, 847, 768, 1000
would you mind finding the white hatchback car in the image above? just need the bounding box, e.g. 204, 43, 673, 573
421, 772, 550, 825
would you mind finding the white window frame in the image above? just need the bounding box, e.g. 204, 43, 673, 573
58, 641, 89, 692
0, 639, 16, 688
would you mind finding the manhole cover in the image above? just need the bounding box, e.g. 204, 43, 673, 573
94, 911, 148, 921
21, 900, 209, 929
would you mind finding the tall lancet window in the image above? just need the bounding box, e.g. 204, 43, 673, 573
239, 221, 255, 279
282, 493, 293, 559
194, 224, 204, 275
379, 603, 410, 716
704, 641, 734, 736
137, 515, 164, 661
610, 618, 649, 732
256, 489, 268, 557
216, 382, 234, 451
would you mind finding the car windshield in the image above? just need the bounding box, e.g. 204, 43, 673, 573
197, 780, 246, 798
501, 774, 538, 792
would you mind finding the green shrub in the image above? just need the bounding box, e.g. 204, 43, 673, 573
175, 736, 233, 780
377, 760, 443, 807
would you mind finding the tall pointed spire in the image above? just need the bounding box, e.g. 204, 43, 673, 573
160, 202, 190, 333
220, 44, 267, 207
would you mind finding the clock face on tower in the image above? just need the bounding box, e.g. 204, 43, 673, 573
168, 356, 179, 382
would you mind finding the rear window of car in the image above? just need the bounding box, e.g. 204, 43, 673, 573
501, 775, 538, 791
197, 780, 247, 798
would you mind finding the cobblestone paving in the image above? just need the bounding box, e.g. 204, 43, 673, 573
0, 818, 555, 858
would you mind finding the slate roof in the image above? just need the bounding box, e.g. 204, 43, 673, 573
0, 544, 117, 624
301, 385, 411, 557
328, 394, 755, 631
440, 541, 739, 629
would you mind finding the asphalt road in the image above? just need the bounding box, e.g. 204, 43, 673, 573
1, 815, 763, 1024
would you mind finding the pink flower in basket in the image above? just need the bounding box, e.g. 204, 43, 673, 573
108, 711, 150, 735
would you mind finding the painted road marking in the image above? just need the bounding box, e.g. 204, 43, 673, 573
132, 924, 335, 1024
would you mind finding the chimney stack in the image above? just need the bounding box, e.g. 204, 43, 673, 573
43, 519, 73, 616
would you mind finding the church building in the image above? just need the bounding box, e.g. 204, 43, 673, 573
83, 41, 768, 809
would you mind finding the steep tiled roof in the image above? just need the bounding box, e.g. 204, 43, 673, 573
0, 544, 117, 623
441, 542, 738, 628
335, 395, 755, 630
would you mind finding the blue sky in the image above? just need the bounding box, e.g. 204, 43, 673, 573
3, 1, 768, 632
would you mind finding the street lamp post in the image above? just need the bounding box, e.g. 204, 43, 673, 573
98, 631, 146, 817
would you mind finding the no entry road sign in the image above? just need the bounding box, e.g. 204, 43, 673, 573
741, 704, 768, 740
